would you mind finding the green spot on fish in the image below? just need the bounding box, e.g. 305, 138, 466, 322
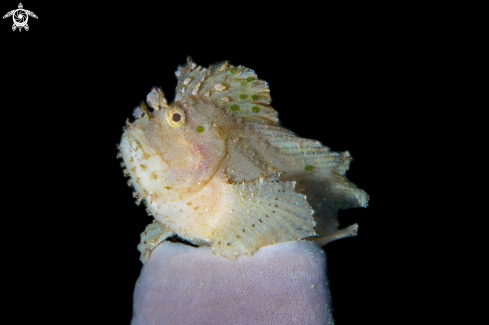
341, 200, 347, 206
247, 77, 253, 82
298, 180, 305, 186
196, 126, 204, 133
334, 201, 340, 206
304, 165, 313, 172
230, 68, 236, 74
241, 81, 246, 86
251, 106, 260, 113
251, 95, 258, 100
230, 105, 239, 111
239, 94, 247, 100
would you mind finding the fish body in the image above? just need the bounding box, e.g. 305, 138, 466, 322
119, 58, 368, 259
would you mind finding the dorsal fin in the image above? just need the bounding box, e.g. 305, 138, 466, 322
175, 57, 278, 126
174, 57, 368, 208
252, 124, 352, 173
249, 123, 369, 209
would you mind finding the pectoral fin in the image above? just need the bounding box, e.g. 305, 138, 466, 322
212, 174, 316, 258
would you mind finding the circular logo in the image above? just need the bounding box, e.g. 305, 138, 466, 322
13, 9, 27, 27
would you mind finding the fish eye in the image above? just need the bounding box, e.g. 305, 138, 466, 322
165, 107, 186, 127
172, 113, 181, 122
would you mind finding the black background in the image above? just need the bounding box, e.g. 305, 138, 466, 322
0, 2, 436, 324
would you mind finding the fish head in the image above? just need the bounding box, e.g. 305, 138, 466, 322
119, 88, 227, 201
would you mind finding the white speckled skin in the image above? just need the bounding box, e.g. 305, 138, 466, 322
131, 240, 333, 325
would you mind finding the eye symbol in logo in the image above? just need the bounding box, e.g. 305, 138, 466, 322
3, 3, 38, 32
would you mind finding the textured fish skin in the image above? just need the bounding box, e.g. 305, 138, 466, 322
119, 57, 369, 259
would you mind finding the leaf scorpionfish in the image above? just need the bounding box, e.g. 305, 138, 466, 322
118, 57, 369, 261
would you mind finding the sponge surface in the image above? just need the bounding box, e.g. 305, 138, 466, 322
131, 241, 333, 325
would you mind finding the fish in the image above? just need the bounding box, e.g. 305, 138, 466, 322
118, 57, 369, 261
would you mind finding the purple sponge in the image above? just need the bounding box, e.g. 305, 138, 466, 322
131, 240, 333, 325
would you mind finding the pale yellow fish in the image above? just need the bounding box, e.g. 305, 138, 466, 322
119, 57, 369, 259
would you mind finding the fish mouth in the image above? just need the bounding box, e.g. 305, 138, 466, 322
120, 133, 170, 180
121, 135, 157, 166
122, 134, 143, 148
121, 134, 151, 157
122, 134, 167, 166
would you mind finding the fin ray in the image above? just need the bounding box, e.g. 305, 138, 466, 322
212, 174, 316, 258
251, 123, 369, 208
175, 58, 278, 126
